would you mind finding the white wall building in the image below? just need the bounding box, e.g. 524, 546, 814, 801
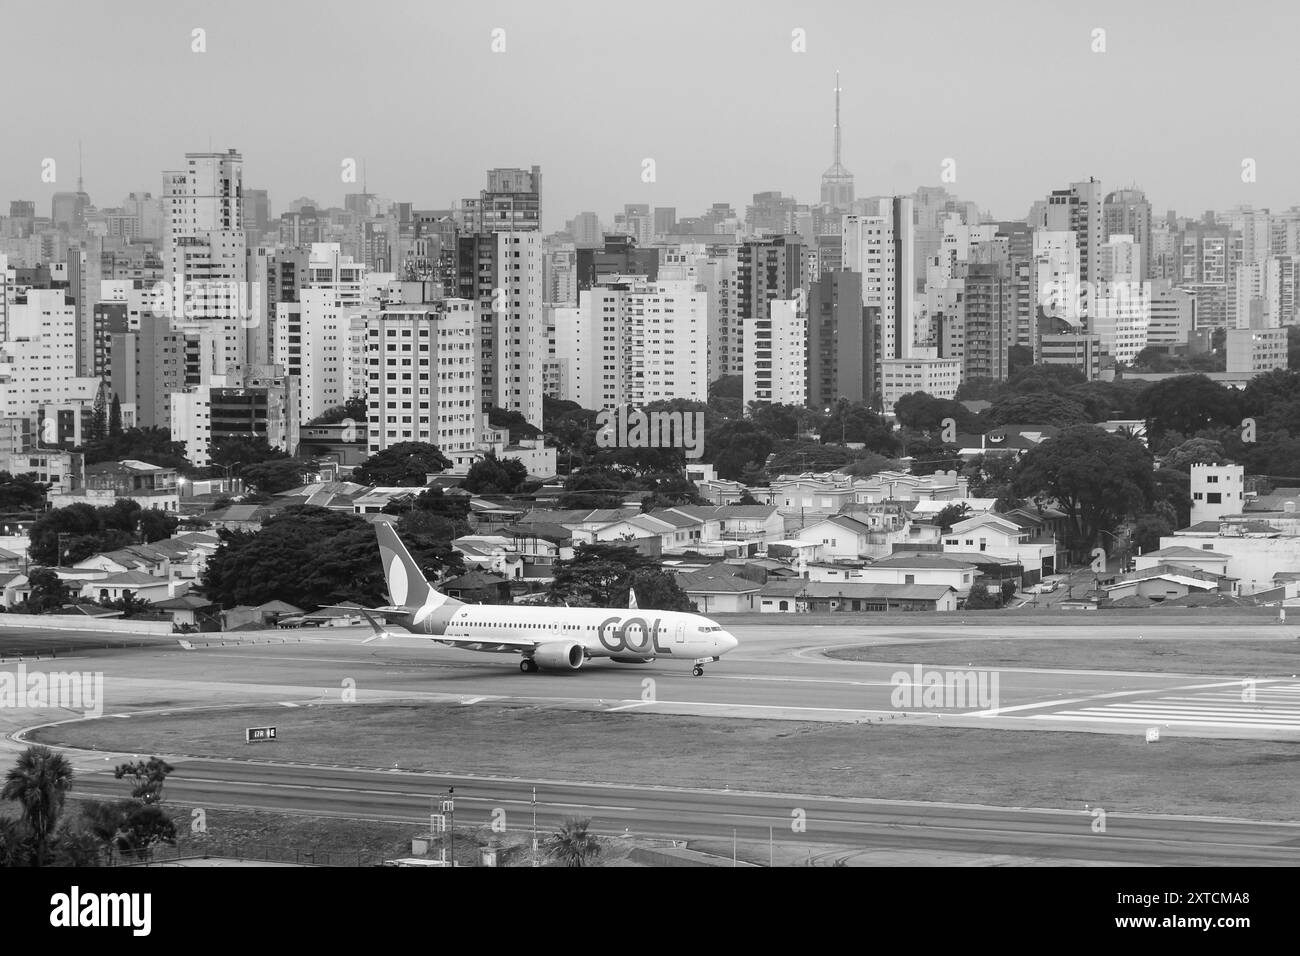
743, 297, 806, 409
843, 197, 914, 363
364, 299, 479, 457
1190, 463, 1245, 525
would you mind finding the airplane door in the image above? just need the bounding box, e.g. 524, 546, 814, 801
675, 621, 686, 645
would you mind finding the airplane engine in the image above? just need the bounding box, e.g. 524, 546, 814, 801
533, 641, 585, 671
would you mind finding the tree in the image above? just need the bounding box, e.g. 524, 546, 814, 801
1, 745, 75, 866
547, 543, 661, 607
210, 435, 288, 471
108, 394, 123, 438
111, 758, 177, 862
352, 442, 451, 486
819, 400, 898, 454
306, 395, 368, 427
706, 421, 775, 481
747, 402, 805, 439
1162, 438, 1229, 472
1137, 375, 1240, 440
557, 468, 630, 510
905, 436, 961, 476
202, 506, 462, 609
626, 567, 697, 612
1007, 364, 1087, 393
840, 452, 896, 478
1133, 513, 1175, 554
88, 388, 107, 444
463, 453, 529, 496
77, 426, 191, 472
22, 568, 71, 613
1007, 345, 1035, 378
114, 757, 174, 805
963, 583, 1000, 610
893, 392, 975, 432
933, 503, 971, 534
1000, 581, 1017, 605
638, 473, 703, 512
0, 471, 49, 512
1012, 426, 1156, 561
544, 817, 602, 867
487, 406, 543, 443
28, 500, 176, 566
239, 458, 309, 495
985, 393, 1089, 428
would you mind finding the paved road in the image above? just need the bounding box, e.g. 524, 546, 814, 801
60, 759, 1300, 865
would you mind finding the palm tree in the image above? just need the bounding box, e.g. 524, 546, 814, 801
544, 817, 602, 867
1, 745, 75, 865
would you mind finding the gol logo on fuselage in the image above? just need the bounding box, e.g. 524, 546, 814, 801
596, 616, 674, 655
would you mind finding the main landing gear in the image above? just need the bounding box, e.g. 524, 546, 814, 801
520, 658, 539, 673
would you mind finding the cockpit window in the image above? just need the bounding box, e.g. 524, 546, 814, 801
697, 625, 723, 632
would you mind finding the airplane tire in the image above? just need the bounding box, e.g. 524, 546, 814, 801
692, 665, 704, 677
520, 659, 533, 673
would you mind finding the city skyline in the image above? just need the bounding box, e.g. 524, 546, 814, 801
3, 0, 1298, 228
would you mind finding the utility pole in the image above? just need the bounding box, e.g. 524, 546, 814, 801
532, 786, 538, 867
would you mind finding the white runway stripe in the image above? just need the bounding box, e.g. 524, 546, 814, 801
1029, 682, 1300, 731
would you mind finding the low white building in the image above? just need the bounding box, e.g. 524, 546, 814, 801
943, 512, 1061, 578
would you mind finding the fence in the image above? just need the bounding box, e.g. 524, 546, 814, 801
116, 841, 385, 867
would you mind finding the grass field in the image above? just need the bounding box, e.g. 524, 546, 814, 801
34, 701, 1300, 822
826, 638, 1300, 675
719, 607, 1286, 627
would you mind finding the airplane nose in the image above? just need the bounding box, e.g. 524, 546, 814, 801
720, 632, 739, 653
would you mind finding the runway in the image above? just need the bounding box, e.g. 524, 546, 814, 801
2, 619, 1298, 864
5, 619, 1294, 737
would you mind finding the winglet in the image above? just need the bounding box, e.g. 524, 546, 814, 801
629, 588, 638, 609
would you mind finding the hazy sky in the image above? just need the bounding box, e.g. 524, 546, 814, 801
4, 0, 1297, 230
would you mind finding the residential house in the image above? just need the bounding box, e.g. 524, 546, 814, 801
852, 470, 969, 503
852, 554, 978, 599
442, 570, 512, 604
799, 582, 958, 612
943, 513, 1061, 580
794, 514, 876, 561
674, 565, 760, 613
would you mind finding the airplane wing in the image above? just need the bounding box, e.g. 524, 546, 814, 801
357, 609, 539, 650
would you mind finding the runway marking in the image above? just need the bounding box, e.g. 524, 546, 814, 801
279, 702, 300, 707
605, 701, 654, 712
1026, 680, 1300, 732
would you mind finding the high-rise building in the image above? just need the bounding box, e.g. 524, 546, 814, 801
744, 298, 806, 409
1103, 189, 1152, 280
456, 231, 545, 427
554, 276, 707, 409
364, 298, 479, 457
462, 166, 542, 233
1039, 179, 1103, 286
843, 197, 914, 388
807, 270, 874, 408
576, 235, 659, 291
162, 149, 251, 381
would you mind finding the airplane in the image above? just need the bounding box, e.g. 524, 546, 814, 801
359, 521, 739, 676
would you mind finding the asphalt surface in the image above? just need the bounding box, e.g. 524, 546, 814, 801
2, 618, 1299, 864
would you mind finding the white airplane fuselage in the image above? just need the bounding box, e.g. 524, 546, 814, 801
396, 601, 738, 664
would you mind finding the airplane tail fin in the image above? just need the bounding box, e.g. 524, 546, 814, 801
375, 521, 444, 610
